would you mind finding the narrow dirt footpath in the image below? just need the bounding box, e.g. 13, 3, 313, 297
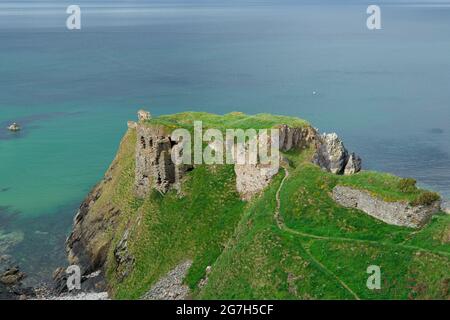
274, 167, 361, 300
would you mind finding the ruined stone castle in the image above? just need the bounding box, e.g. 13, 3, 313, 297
129, 110, 362, 200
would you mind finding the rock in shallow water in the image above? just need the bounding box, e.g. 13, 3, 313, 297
0, 263, 34, 300
0, 267, 25, 285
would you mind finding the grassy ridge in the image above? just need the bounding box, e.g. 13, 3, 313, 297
97, 112, 449, 299
144, 111, 309, 133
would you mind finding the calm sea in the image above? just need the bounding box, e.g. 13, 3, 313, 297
1, 1, 450, 283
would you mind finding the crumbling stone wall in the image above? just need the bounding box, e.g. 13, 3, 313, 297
235, 164, 279, 201
234, 125, 317, 200
332, 185, 441, 228
234, 125, 362, 200
135, 125, 176, 196
135, 123, 191, 197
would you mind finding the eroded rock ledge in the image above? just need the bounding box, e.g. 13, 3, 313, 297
332, 185, 441, 228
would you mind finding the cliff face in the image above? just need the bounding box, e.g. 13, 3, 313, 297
65, 129, 136, 288
66, 162, 120, 279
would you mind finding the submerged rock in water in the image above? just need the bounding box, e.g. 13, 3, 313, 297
0, 231, 24, 256
0, 267, 25, 285
0, 261, 34, 300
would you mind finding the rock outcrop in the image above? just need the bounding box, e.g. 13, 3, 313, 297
0, 256, 34, 300
66, 181, 119, 277
332, 185, 440, 228
234, 125, 361, 200
278, 125, 361, 175
61, 176, 117, 294
278, 125, 317, 151
142, 260, 192, 300
113, 229, 135, 282
0, 267, 25, 286
313, 133, 361, 175
344, 153, 362, 175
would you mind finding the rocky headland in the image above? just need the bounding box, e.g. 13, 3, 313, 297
55, 110, 449, 300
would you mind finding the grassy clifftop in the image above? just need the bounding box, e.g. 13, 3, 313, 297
88, 112, 449, 299
144, 111, 309, 132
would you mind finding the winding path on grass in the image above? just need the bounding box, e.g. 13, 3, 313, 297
274, 167, 360, 300
274, 166, 450, 299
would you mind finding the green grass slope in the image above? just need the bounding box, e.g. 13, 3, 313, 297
99, 112, 449, 300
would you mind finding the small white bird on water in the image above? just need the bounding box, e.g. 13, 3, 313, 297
7, 122, 21, 131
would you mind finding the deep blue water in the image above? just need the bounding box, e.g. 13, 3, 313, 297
1, 1, 450, 283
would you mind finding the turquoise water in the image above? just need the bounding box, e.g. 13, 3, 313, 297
1, 1, 450, 283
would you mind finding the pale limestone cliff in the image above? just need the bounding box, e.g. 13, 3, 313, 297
313, 133, 361, 175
